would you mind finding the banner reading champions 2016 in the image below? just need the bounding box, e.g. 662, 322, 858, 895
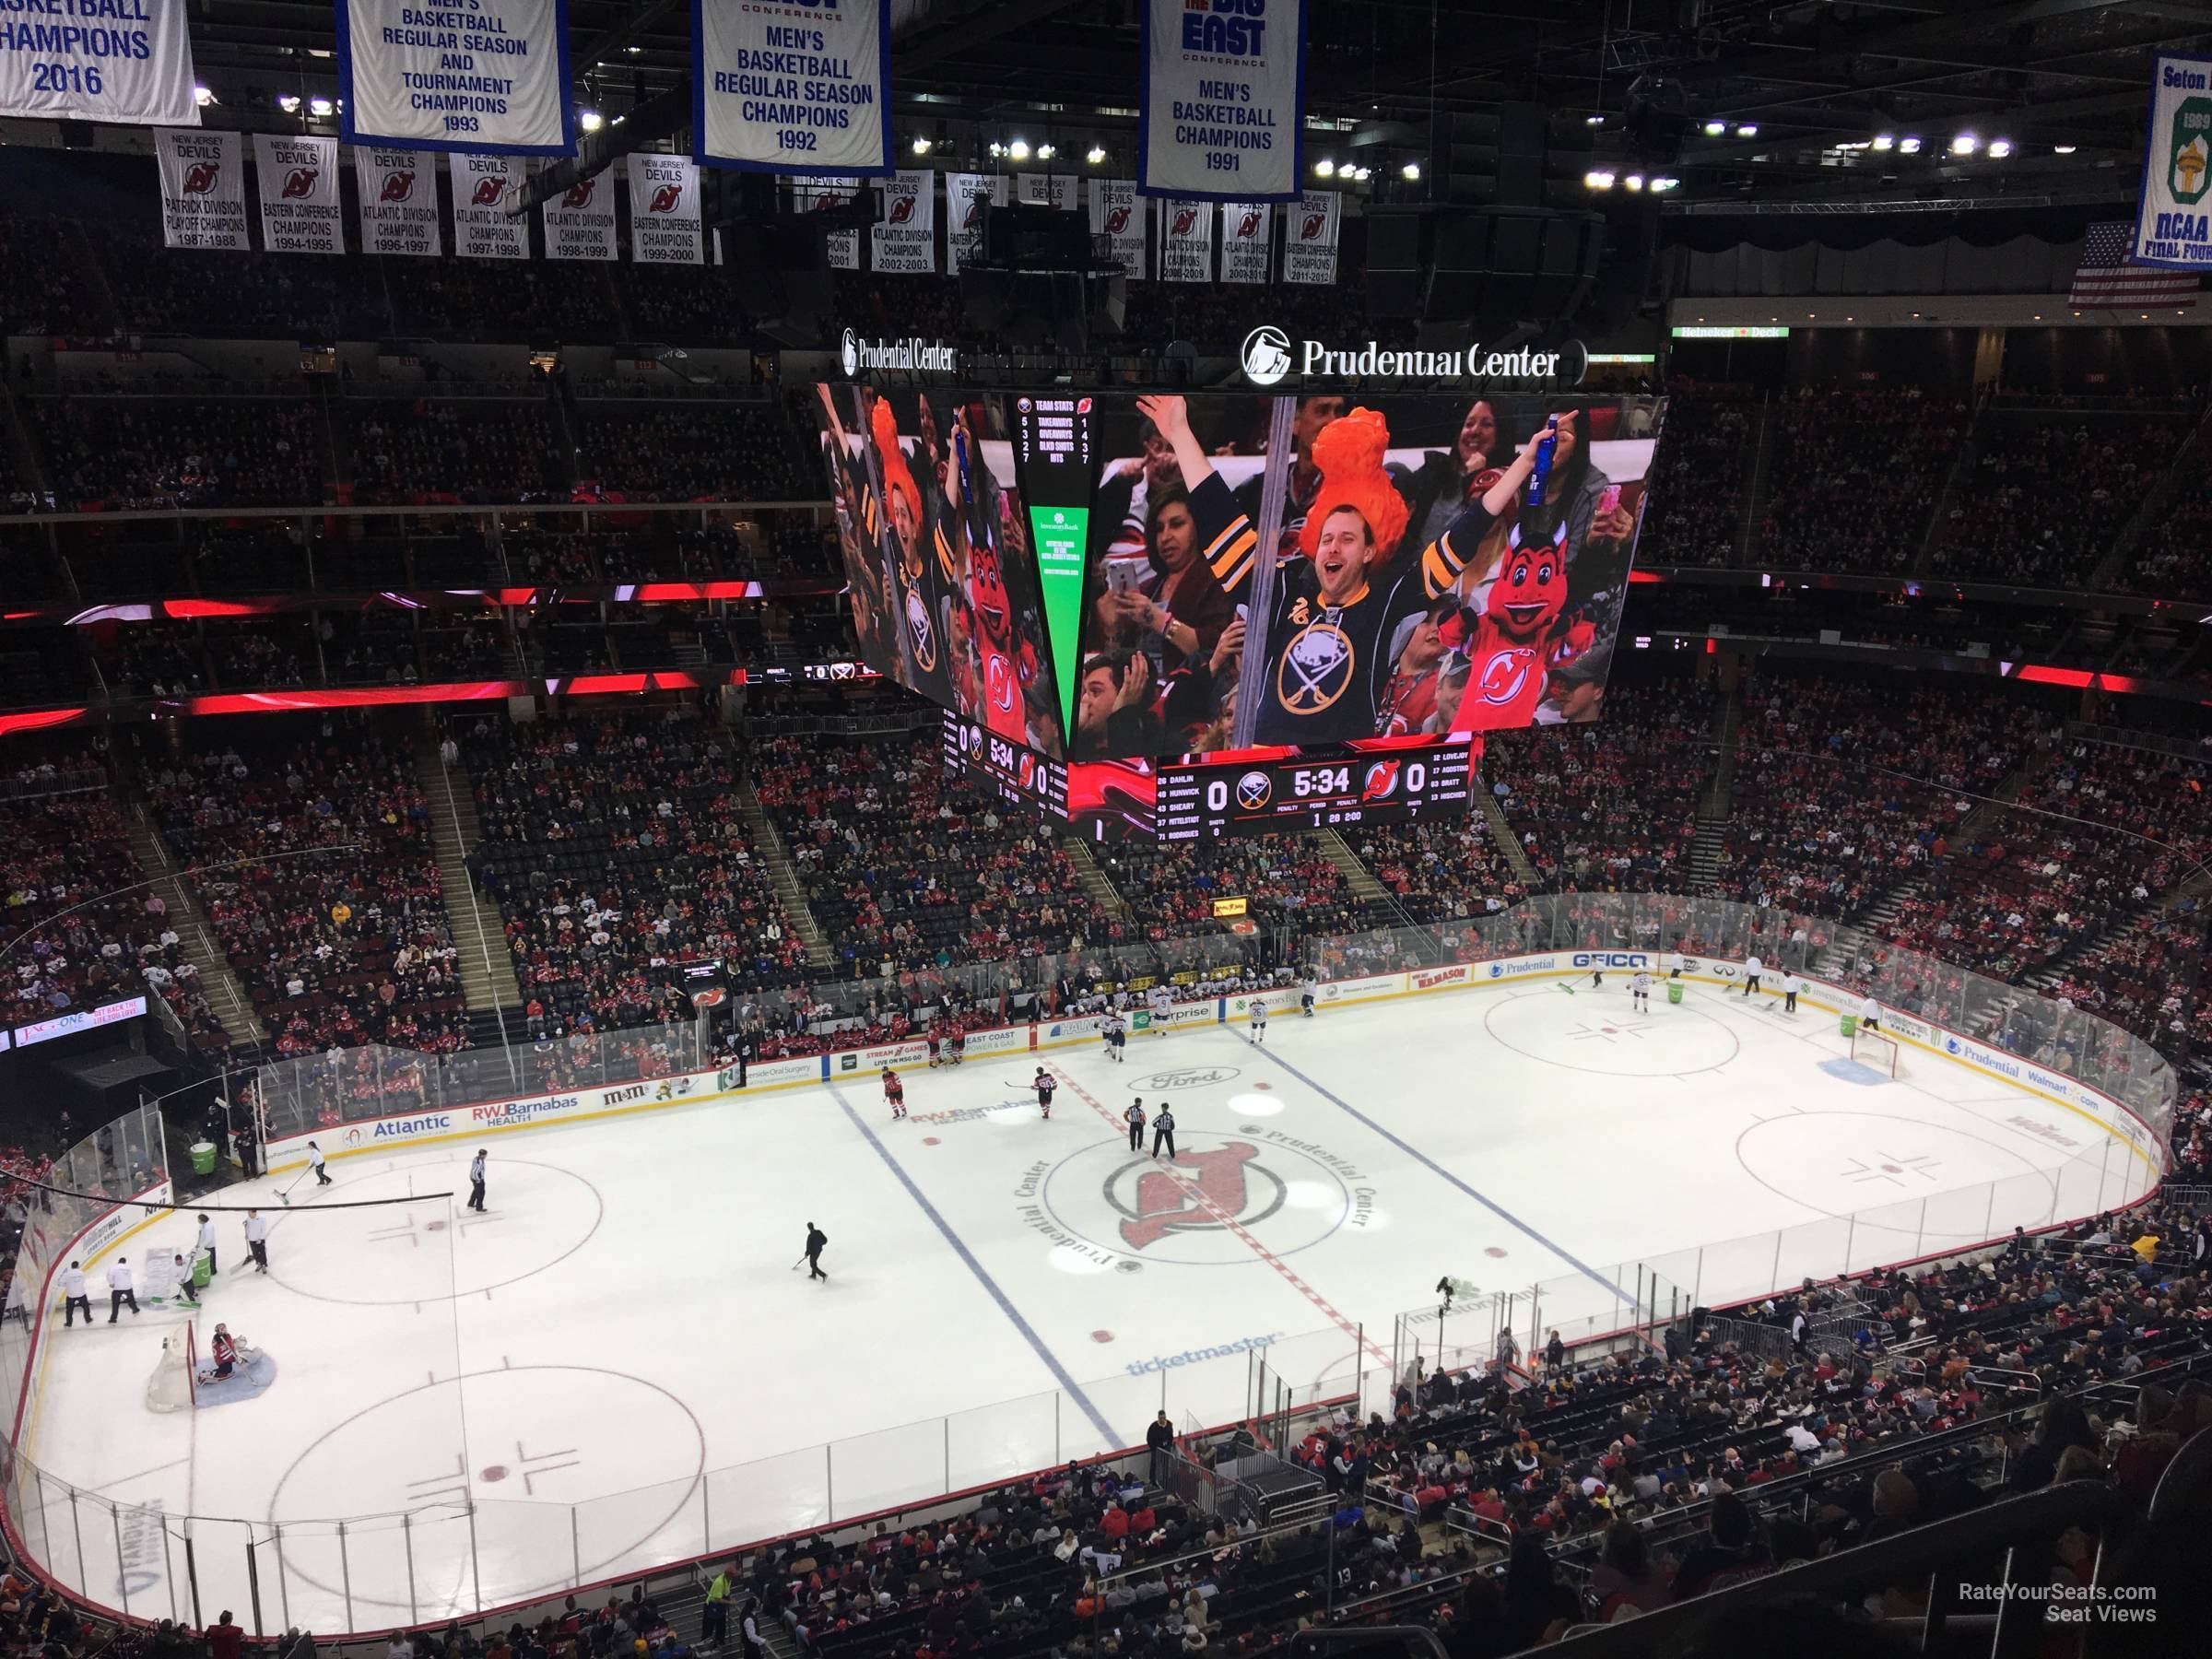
0, 0, 200, 124
1140, 0, 1304, 201
693, 0, 891, 174
2134, 53, 2212, 269
336, 0, 577, 154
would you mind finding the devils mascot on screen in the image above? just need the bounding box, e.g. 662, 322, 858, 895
1440, 522, 1594, 729
942, 423, 1039, 747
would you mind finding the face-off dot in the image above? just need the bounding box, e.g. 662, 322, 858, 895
923, 1136, 941, 1145
479, 1465, 508, 1483
1091, 1329, 1114, 1343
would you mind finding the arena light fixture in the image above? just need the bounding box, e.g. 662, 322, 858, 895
1735, 123, 1758, 138
1584, 170, 1616, 190
309, 97, 334, 117
194, 85, 215, 107
1623, 172, 1645, 191
1950, 133, 1978, 155
1702, 120, 1725, 135
912, 135, 932, 156
579, 110, 603, 134
1008, 138, 1030, 160
1872, 133, 1894, 151
1037, 143, 1056, 159
988, 141, 1006, 158
2053, 143, 2077, 155
1087, 145, 1108, 165
1899, 135, 1923, 154
1988, 139, 2012, 159
1401, 161, 1420, 180
1650, 176, 1680, 192
277, 95, 300, 113
1584, 113, 1605, 126
1314, 158, 1335, 177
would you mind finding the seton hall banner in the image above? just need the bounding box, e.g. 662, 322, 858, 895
2133, 53, 2212, 270
1140, 0, 1305, 202
336, 0, 577, 154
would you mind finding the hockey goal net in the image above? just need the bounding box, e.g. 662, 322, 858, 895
1851, 1028, 1902, 1079
145, 1321, 196, 1413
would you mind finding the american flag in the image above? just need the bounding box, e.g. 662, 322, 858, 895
2069, 221, 2200, 310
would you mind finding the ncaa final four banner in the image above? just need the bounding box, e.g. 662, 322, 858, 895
693, 0, 892, 175
252, 134, 344, 255
1159, 199, 1215, 281
1281, 187, 1339, 284
356, 147, 441, 255
0, 0, 200, 124
1139, 0, 1305, 201
629, 154, 704, 265
872, 169, 935, 274
1088, 178, 1148, 278
1220, 200, 1273, 283
450, 152, 527, 259
155, 129, 248, 251
2132, 53, 2212, 269
335, 0, 577, 154
539, 171, 616, 261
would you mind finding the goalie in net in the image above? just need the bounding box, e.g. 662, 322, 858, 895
146, 1321, 263, 1411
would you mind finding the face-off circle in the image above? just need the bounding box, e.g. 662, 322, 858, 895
1034, 1131, 1362, 1266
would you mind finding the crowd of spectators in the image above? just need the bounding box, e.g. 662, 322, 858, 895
1758, 388, 1971, 574
27, 397, 325, 510
2125, 430, 2212, 598
348, 401, 563, 503
143, 733, 467, 1059
1351, 820, 1526, 926
572, 403, 818, 502
1635, 391, 1754, 568
1926, 414, 2183, 587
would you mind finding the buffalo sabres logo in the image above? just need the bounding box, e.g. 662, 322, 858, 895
1276, 619, 1355, 714
905, 587, 938, 672
1235, 771, 1272, 811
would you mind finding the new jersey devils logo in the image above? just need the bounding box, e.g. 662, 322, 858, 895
1117, 1143, 1270, 1250
181, 162, 219, 194
648, 183, 683, 214
1237, 210, 1262, 238
985, 652, 1017, 713
379, 171, 418, 204
1171, 206, 1198, 235
962, 196, 984, 228
470, 176, 505, 206
560, 180, 596, 209
281, 168, 318, 199
888, 194, 917, 224
1301, 212, 1325, 240
1105, 205, 1132, 234
1476, 646, 1539, 708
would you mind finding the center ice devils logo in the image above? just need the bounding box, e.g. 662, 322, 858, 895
470, 176, 506, 207
281, 168, 319, 199
379, 171, 418, 204
181, 162, 220, 194
1114, 1143, 1275, 1250
648, 183, 684, 215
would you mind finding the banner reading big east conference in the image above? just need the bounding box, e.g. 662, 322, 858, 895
2133, 53, 2212, 269
0, 0, 199, 124
1140, 0, 1304, 201
335, 0, 576, 154
693, 0, 891, 175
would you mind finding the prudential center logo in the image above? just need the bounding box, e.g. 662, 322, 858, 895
1241, 325, 1293, 386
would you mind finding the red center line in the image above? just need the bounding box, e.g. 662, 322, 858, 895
1047, 1064, 1391, 1368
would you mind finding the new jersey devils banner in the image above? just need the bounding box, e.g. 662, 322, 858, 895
788, 176, 862, 269
0, 0, 200, 125
336, 0, 576, 154
356, 147, 441, 255
1139, 0, 1305, 201
872, 169, 935, 273
251, 134, 344, 255
1088, 179, 1148, 278
155, 129, 248, 251
693, 0, 891, 175
1281, 187, 1339, 284
1159, 199, 1215, 281
1220, 199, 1273, 283
451, 153, 527, 259
541, 171, 617, 261
1016, 174, 1079, 212
629, 154, 704, 265
944, 172, 1009, 275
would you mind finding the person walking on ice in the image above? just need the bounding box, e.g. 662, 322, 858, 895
467, 1148, 488, 1213
107, 1257, 139, 1322
1631, 970, 1652, 1013
804, 1222, 828, 1283
307, 1140, 331, 1185
1857, 991, 1881, 1032
243, 1209, 270, 1273
1248, 999, 1268, 1043
1782, 971, 1802, 1015
60, 1261, 90, 1327
882, 1067, 905, 1120
1033, 1067, 1055, 1120
1125, 1097, 1147, 1150
1743, 953, 1763, 998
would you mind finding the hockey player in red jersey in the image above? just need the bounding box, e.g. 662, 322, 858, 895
882, 1067, 906, 1120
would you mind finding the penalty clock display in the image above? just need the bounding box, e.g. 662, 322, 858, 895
1156, 742, 1475, 841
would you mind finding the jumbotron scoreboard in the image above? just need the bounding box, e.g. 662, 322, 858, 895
1155, 744, 1474, 841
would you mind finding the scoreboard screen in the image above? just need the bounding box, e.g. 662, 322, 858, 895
1155, 740, 1475, 841
943, 713, 1070, 820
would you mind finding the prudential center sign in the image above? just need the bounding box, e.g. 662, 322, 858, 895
1239, 326, 1585, 388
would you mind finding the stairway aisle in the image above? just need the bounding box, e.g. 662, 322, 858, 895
418, 729, 526, 1046
1062, 833, 1128, 915
738, 779, 833, 971
124, 808, 267, 1052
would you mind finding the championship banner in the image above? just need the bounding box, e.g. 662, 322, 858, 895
155, 129, 248, 252
451, 153, 528, 259
1219, 200, 1272, 283
945, 172, 1008, 275
2132, 53, 2212, 269
356, 147, 441, 255
1017, 175, 1079, 212
540, 171, 616, 261
629, 155, 704, 265
1281, 187, 1339, 284
1159, 199, 1215, 282
1139, 0, 1305, 201
336, 0, 577, 155
789, 177, 861, 269
693, 0, 891, 175
1088, 179, 1147, 278
872, 169, 936, 274
0, 0, 199, 124
253, 134, 344, 255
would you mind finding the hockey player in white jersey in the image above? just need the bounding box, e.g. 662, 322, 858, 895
1248, 999, 1268, 1043
1147, 983, 1172, 1033
1300, 973, 1318, 1017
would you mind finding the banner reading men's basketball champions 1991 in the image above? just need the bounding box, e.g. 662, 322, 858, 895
693, 0, 891, 174
1140, 0, 1304, 201
336, 0, 576, 153
2133, 53, 2212, 269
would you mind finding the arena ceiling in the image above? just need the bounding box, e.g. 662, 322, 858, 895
179, 0, 2212, 208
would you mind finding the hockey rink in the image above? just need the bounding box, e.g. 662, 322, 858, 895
27, 972, 2159, 1631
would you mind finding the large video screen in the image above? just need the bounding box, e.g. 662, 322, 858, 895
1072, 392, 1659, 758
815, 385, 1070, 758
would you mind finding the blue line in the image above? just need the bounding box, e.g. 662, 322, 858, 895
1246, 1040, 1624, 1300
824, 1082, 1122, 1448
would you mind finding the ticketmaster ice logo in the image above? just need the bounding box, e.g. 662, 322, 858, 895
1241, 325, 1292, 386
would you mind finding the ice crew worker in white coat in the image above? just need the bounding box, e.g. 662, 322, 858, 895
107, 1256, 139, 1322
1667, 948, 1686, 980
1857, 993, 1882, 1032
243, 1209, 270, 1273
1782, 971, 1802, 1015
1743, 954, 1764, 998
60, 1260, 90, 1327
307, 1140, 331, 1185
196, 1213, 217, 1277
467, 1148, 488, 1212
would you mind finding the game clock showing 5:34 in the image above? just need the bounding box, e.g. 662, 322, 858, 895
1156, 739, 1476, 841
